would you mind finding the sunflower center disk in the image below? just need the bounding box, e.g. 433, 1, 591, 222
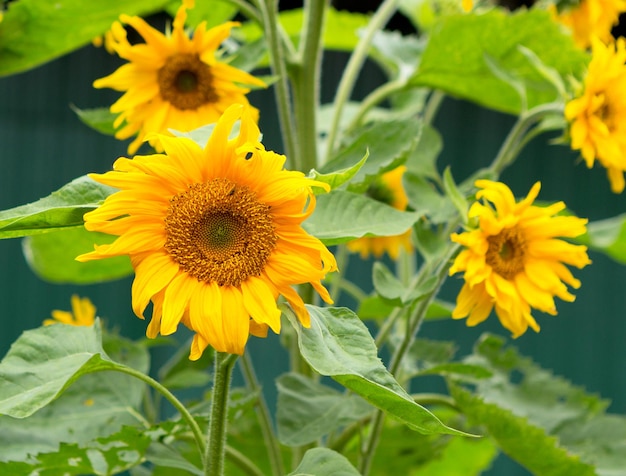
157, 53, 218, 110
485, 227, 526, 280
165, 178, 277, 287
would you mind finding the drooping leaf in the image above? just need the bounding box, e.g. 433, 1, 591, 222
22, 227, 132, 284
287, 305, 471, 437
403, 173, 459, 224
369, 30, 425, 81
71, 106, 119, 136
321, 119, 422, 193
576, 213, 626, 264
303, 190, 420, 246
442, 167, 468, 223
288, 448, 360, 476
405, 123, 443, 181
0, 0, 170, 77
0, 176, 114, 239
372, 261, 438, 306
308, 151, 369, 192
410, 9, 588, 114
276, 372, 372, 446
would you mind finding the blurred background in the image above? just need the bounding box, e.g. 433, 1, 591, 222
1, 1, 625, 474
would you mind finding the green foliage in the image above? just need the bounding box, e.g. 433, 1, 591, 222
71, 106, 119, 136
165, 0, 237, 29
288, 305, 471, 437
308, 152, 369, 191
303, 190, 421, 245
288, 448, 360, 476
23, 227, 133, 284
577, 213, 626, 264
411, 8, 588, 114
0, 176, 114, 239
0, 0, 170, 76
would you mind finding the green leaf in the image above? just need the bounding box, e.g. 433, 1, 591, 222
308, 151, 369, 191
483, 52, 528, 112
0, 330, 148, 463
405, 124, 443, 181
0, 175, 114, 239
372, 261, 438, 306
144, 441, 203, 476
165, 0, 237, 29
289, 448, 360, 476
158, 338, 214, 390
276, 373, 372, 446
357, 295, 453, 321
0, 0, 170, 77
403, 173, 458, 224
410, 9, 588, 114
22, 227, 133, 284
71, 105, 119, 136
287, 305, 471, 436
370, 30, 424, 81
412, 219, 450, 262
303, 190, 420, 246
0, 426, 151, 476
442, 167, 468, 224
321, 119, 422, 193
576, 213, 626, 264
0, 320, 143, 419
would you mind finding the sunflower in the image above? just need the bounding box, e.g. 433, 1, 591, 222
551, 0, 626, 49
565, 37, 626, 193
449, 180, 591, 337
94, 1, 265, 155
78, 104, 337, 359
43, 295, 96, 327
346, 166, 413, 260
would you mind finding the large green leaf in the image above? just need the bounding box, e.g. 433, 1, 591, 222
576, 213, 626, 264
0, 175, 114, 239
288, 305, 470, 436
0, 0, 170, 77
22, 227, 133, 284
0, 329, 148, 463
276, 372, 372, 446
410, 8, 588, 114
321, 119, 422, 193
289, 448, 360, 476
303, 190, 420, 246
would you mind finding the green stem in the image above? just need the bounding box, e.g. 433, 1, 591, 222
345, 78, 406, 133
226, 446, 266, 476
225, 0, 262, 23
256, 0, 298, 163
205, 352, 238, 476
489, 102, 564, 176
422, 90, 446, 126
359, 243, 460, 476
239, 352, 285, 476
105, 365, 206, 465
291, 0, 329, 172
324, 0, 400, 161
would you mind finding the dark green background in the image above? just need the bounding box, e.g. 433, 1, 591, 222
1, 38, 625, 475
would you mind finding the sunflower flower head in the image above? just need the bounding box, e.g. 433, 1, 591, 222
449, 180, 591, 337
347, 165, 413, 260
78, 104, 337, 359
44, 295, 97, 327
565, 37, 626, 193
551, 0, 626, 49
94, 1, 266, 155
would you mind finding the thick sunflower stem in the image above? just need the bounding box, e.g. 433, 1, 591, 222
359, 243, 461, 476
490, 102, 565, 176
324, 0, 400, 162
291, 0, 329, 172
205, 352, 238, 476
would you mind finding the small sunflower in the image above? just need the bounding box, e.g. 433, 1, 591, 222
552, 0, 626, 49
94, 1, 265, 155
565, 37, 626, 193
78, 104, 337, 359
44, 295, 96, 327
449, 180, 591, 337
347, 166, 413, 260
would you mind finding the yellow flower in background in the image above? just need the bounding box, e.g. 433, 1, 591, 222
92, 29, 116, 55
461, 0, 473, 13
449, 180, 590, 337
94, 1, 265, 155
44, 295, 96, 327
565, 37, 626, 193
552, 0, 626, 49
347, 166, 413, 260
78, 105, 337, 359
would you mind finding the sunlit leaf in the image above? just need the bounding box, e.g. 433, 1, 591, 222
370, 30, 425, 81
22, 227, 132, 284
0, 176, 114, 239
288, 305, 471, 436
309, 151, 369, 192
0, 0, 170, 76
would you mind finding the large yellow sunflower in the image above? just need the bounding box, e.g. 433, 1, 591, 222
94, 1, 265, 155
565, 37, 626, 193
43, 295, 96, 327
78, 104, 337, 359
449, 180, 590, 337
346, 165, 413, 260
552, 0, 626, 49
